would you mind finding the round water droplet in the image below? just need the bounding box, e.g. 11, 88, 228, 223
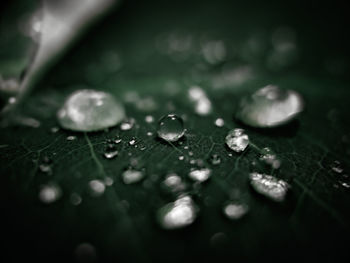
157, 195, 198, 230
89, 180, 105, 196
249, 172, 289, 202
223, 202, 249, 220
39, 184, 61, 204
236, 85, 303, 128
214, 118, 225, 127
57, 89, 125, 132
188, 168, 212, 182
122, 169, 145, 184
225, 128, 249, 152
157, 114, 185, 142
162, 173, 187, 194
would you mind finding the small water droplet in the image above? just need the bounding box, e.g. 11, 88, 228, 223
57, 90, 125, 132
157, 114, 185, 142
129, 138, 136, 146
145, 115, 154, 123
89, 180, 105, 196
225, 128, 249, 152
120, 118, 135, 131
50, 127, 60, 133
162, 173, 187, 193
214, 118, 225, 127
188, 168, 212, 182
236, 85, 303, 128
249, 172, 289, 202
223, 202, 249, 220
122, 169, 145, 184
39, 184, 61, 203
39, 163, 52, 174
157, 195, 198, 230
178, 155, 185, 161
188, 86, 212, 116
103, 150, 118, 159
259, 147, 281, 169
147, 131, 153, 136
67, 135, 77, 141
114, 137, 122, 144
331, 161, 343, 174
209, 154, 221, 165
70, 193, 82, 205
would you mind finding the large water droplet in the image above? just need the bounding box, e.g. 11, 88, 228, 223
188, 168, 212, 182
157, 114, 185, 142
157, 195, 198, 230
122, 169, 145, 184
249, 172, 289, 202
236, 85, 303, 128
223, 202, 249, 220
57, 90, 125, 132
225, 128, 249, 152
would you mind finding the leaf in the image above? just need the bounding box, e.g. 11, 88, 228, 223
1, 0, 350, 262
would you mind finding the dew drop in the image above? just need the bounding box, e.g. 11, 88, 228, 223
120, 118, 135, 131
249, 172, 289, 202
209, 154, 221, 165
236, 85, 303, 128
188, 168, 212, 182
178, 155, 185, 161
122, 169, 145, 184
259, 147, 281, 169
147, 131, 153, 136
225, 128, 249, 152
103, 150, 118, 159
157, 114, 185, 142
157, 195, 198, 230
57, 90, 125, 132
88, 180, 105, 196
214, 118, 225, 127
223, 202, 249, 220
145, 115, 154, 123
39, 184, 61, 204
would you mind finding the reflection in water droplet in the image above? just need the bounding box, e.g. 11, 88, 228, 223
89, 180, 105, 196
237, 85, 303, 128
39, 184, 61, 203
57, 90, 125, 132
157, 114, 185, 142
249, 172, 289, 202
225, 128, 249, 152
223, 202, 249, 220
122, 169, 145, 184
188, 168, 212, 182
157, 195, 198, 230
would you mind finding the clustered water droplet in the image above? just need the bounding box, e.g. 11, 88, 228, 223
157, 114, 185, 142
225, 128, 249, 152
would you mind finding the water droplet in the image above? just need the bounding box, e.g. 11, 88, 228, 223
209, 154, 221, 165
145, 115, 154, 123
331, 161, 343, 174
249, 172, 289, 202
88, 180, 105, 196
188, 86, 212, 116
103, 150, 118, 159
114, 137, 122, 144
188, 168, 212, 182
340, 181, 350, 189
162, 173, 187, 193
225, 128, 249, 152
70, 193, 82, 205
129, 138, 136, 146
178, 155, 185, 161
104, 177, 114, 186
259, 147, 281, 169
120, 118, 135, 131
50, 126, 59, 133
157, 114, 185, 142
122, 169, 145, 184
223, 202, 249, 220
39, 184, 61, 204
236, 85, 303, 128
147, 131, 153, 136
157, 195, 198, 230
57, 90, 125, 132
201, 40, 227, 65
214, 118, 225, 127
67, 135, 77, 141
39, 163, 52, 174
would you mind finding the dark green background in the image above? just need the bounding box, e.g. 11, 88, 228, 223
1, 0, 350, 262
